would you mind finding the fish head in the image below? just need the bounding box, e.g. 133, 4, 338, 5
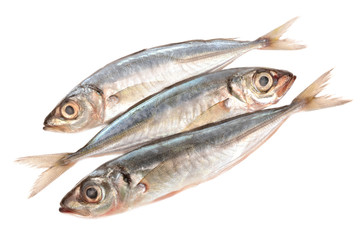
59, 166, 133, 217
59, 175, 120, 217
229, 68, 296, 111
43, 86, 104, 133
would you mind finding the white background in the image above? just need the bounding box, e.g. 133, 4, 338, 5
1, 1, 361, 239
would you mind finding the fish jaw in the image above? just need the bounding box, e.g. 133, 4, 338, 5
43, 107, 80, 133
43, 117, 79, 133
43, 117, 72, 133
275, 74, 296, 98
58, 205, 91, 217
43, 108, 68, 132
59, 187, 91, 217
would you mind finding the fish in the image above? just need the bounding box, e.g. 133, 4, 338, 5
18, 67, 295, 197
43, 17, 304, 133
58, 69, 349, 217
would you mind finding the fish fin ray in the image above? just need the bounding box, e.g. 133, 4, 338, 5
17, 153, 78, 198
292, 69, 351, 111
29, 162, 75, 198
16, 153, 71, 168
257, 17, 306, 50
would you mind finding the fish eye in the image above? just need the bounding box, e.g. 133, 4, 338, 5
60, 101, 79, 120
83, 185, 102, 203
254, 72, 273, 92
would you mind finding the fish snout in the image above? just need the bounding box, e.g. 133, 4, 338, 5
43, 110, 60, 131
43, 122, 65, 132
59, 206, 74, 214
59, 188, 91, 217
276, 74, 296, 98
43, 113, 72, 132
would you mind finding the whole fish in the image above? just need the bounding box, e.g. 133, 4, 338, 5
58, 70, 349, 217
43, 17, 304, 133
19, 67, 295, 197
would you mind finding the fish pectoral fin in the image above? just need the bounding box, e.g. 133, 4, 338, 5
183, 99, 232, 131
107, 81, 166, 107
139, 167, 205, 203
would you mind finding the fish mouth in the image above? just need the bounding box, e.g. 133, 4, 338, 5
59, 206, 74, 214
43, 124, 65, 132
59, 204, 91, 217
275, 75, 296, 98
43, 120, 73, 133
43, 111, 71, 132
59, 190, 91, 217
43, 111, 58, 130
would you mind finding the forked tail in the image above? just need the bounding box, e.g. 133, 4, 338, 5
17, 153, 74, 198
291, 69, 351, 112
257, 17, 306, 50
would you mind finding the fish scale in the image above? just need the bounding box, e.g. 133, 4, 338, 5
20, 18, 303, 198
43, 17, 304, 133
116, 108, 289, 207
57, 70, 349, 217
20, 67, 296, 198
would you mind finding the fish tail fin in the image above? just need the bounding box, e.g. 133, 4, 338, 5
17, 153, 74, 198
257, 17, 306, 50
291, 69, 351, 112
28, 162, 75, 198
16, 153, 70, 168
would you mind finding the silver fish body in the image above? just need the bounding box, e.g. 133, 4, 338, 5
59, 70, 349, 217
75, 40, 252, 116
43, 18, 304, 133
61, 106, 292, 217
79, 67, 294, 156
20, 67, 295, 197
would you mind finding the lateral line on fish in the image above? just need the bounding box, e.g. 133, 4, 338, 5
83, 117, 156, 157
173, 47, 250, 64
